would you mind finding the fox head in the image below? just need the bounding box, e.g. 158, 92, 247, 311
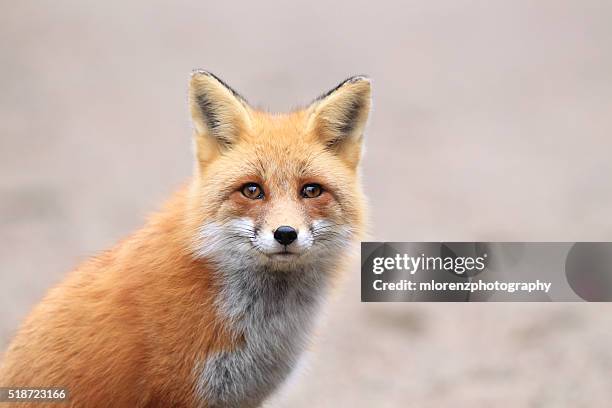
185, 71, 371, 271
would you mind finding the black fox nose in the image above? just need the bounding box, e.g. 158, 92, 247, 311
274, 226, 298, 246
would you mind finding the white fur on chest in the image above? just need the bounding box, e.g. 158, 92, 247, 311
196, 265, 327, 408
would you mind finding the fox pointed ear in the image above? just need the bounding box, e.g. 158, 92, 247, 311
189, 70, 251, 161
306, 76, 371, 168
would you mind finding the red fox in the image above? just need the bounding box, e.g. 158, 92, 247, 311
0, 71, 371, 407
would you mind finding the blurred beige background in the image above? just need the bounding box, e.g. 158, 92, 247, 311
2, 1, 612, 406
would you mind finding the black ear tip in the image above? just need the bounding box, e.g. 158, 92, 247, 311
190, 69, 216, 79
189, 70, 248, 104
313, 75, 371, 103
345, 75, 371, 84
190, 70, 228, 85
344, 76, 372, 93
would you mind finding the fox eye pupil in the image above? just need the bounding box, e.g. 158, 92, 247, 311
302, 184, 322, 198
241, 183, 264, 199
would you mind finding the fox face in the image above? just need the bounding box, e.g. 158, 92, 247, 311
185, 71, 371, 271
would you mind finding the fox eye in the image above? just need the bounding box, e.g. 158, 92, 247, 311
241, 183, 264, 199
301, 183, 322, 198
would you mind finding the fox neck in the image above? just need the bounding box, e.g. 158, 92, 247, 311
198, 247, 333, 407
216, 262, 328, 328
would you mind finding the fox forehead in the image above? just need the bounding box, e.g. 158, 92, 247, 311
238, 110, 322, 156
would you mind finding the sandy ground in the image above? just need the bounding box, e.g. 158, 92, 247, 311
1, 1, 612, 406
